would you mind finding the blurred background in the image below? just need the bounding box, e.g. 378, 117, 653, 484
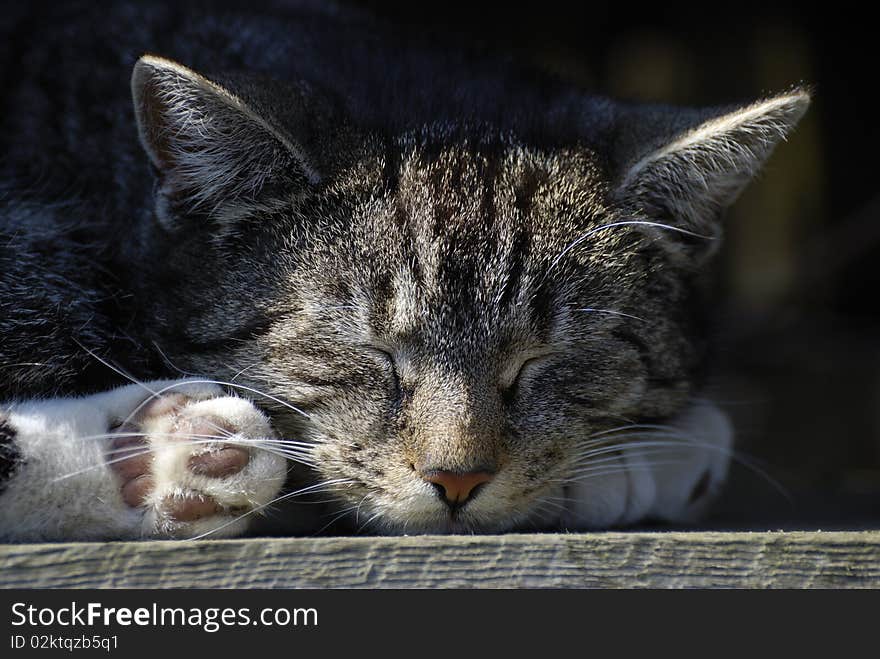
345, 1, 880, 529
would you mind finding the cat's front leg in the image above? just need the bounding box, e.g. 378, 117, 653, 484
0, 380, 288, 541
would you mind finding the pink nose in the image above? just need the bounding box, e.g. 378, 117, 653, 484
421, 470, 494, 507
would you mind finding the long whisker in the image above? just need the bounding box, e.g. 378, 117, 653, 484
577, 308, 646, 323
53, 434, 317, 483
103, 437, 316, 468
356, 510, 385, 534
571, 432, 792, 504
572, 435, 697, 464
312, 506, 359, 535
532, 497, 568, 515
570, 448, 683, 469
229, 362, 262, 382
128, 379, 311, 423
71, 428, 319, 454
186, 478, 356, 541
75, 343, 311, 425
74, 341, 158, 397
577, 423, 682, 442
355, 493, 371, 524
151, 341, 197, 378
563, 461, 689, 484
551, 220, 714, 270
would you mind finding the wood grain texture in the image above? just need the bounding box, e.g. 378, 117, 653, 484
1, 531, 878, 588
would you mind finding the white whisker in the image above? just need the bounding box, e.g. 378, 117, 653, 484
577, 308, 646, 322
186, 478, 356, 540
550, 220, 715, 270
52, 434, 316, 482
74, 341, 158, 397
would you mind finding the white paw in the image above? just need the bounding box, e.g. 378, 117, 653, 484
562, 400, 732, 528
646, 400, 732, 523
106, 382, 288, 539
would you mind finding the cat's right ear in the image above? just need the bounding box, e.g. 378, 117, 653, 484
131, 55, 319, 226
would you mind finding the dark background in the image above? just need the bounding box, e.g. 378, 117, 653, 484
346, 1, 880, 528
7, 0, 878, 527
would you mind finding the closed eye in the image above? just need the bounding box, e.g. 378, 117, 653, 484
500, 352, 552, 403
365, 346, 401, 396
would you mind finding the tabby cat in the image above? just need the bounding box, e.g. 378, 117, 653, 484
0, 1, 808, 540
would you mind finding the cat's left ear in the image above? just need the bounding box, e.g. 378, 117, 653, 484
131, 55, 321, 224
612, 89, 810, 255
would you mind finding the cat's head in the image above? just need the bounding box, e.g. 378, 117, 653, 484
131, 55, 809, 533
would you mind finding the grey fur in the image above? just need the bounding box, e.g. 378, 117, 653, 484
0, 1, 808, 535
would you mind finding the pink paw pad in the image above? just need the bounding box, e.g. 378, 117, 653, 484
107, 393, 252, 522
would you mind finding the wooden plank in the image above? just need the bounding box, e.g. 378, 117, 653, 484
1, 531, 878, 588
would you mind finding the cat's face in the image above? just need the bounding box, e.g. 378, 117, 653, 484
252, 138, 698, 533
133, 56, 808, 533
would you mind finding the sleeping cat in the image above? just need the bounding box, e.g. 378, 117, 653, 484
0, 1, 808, 540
